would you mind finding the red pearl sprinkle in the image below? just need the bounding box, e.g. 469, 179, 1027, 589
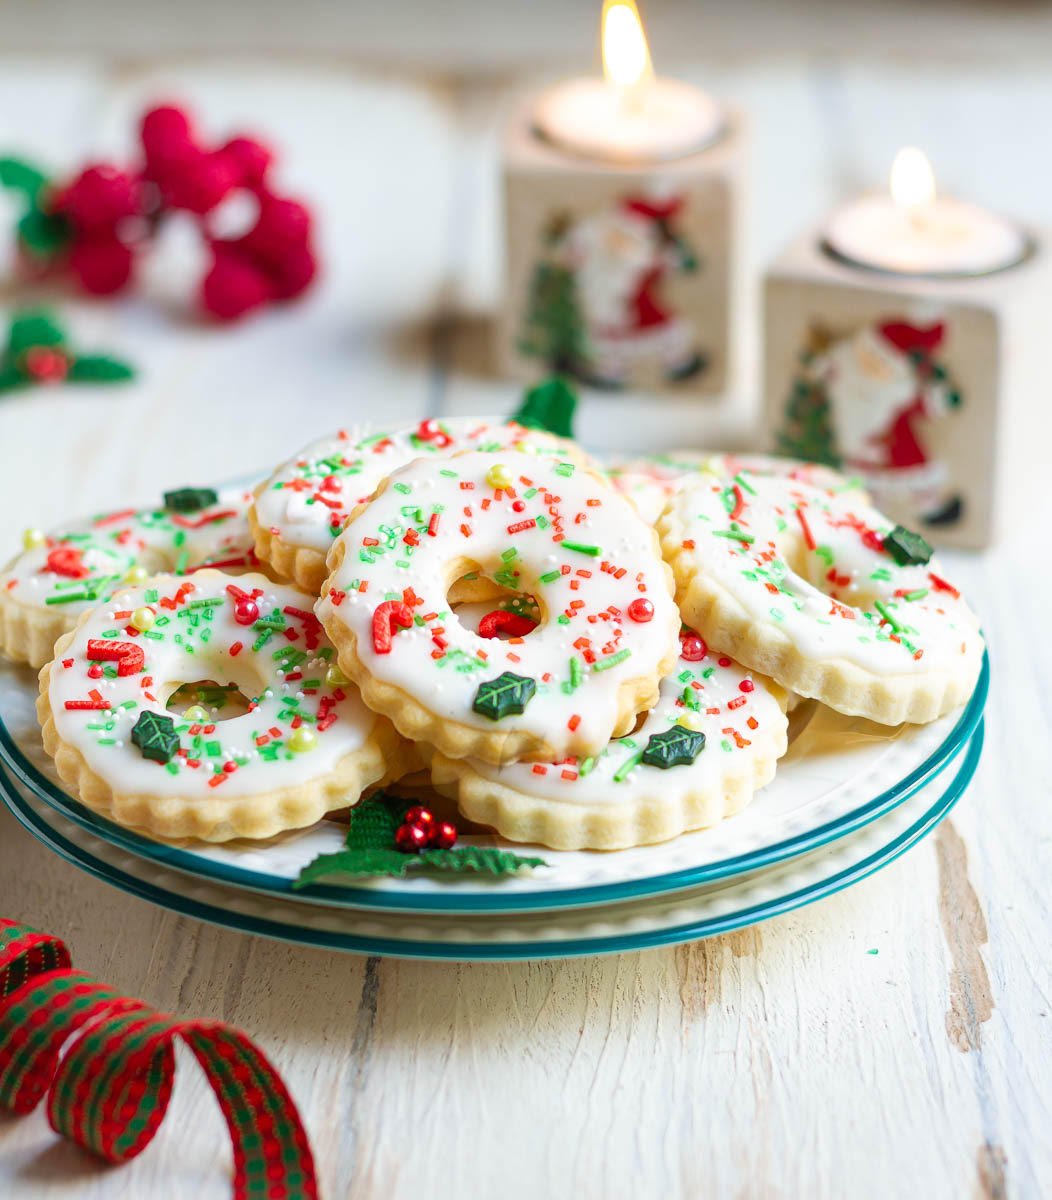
739, 678, 755, 693
394, 823, 429, 854
404, 806, 435, 832
429, 821, 457, 850
718, 656, 732, 668
512, 499, 526, 512
233, 597, 259, 625
627, 598, 654, 623
680, 633, 707, 662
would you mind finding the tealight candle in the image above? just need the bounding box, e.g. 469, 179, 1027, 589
533, 2, 723, 164
497, 0, 747, 427
823, 147, 1030, 277
761, 145, 1046, 550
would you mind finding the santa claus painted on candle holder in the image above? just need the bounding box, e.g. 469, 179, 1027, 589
778, 314, 964, 528
518, 190, 705, 388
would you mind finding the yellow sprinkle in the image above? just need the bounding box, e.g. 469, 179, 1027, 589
130, 606, 156, 632
123, 565, 149, 584
325, 665, 348, 688
22, 528, 45, 550
289, 726, 317, 753
486, 464, 513, 490
183, 705, 209, 722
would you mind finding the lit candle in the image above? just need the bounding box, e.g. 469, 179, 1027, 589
532, 0, 724, 164
823, 147, 1030, 277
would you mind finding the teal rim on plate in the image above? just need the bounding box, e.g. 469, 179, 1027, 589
0, 655, 988, 914
0, 723, 984, 961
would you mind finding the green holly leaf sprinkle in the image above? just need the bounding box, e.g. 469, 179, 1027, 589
66, 355, 136, 383
130, 711, 180, 764
883, 525, 934, 567
472, 671, 537, 721
7, 310, 66, 357
164, 486, 220, 513
641, 725, 706, 769
0, 156, 50, 202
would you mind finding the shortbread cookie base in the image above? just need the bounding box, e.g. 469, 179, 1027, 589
320, 517, 679, 766
657, 508, 981, 725
38, 635, 415, 843
0, 589, 71, 670
429, 738, 784, 851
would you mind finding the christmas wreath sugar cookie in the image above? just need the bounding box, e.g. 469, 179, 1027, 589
38, 570, 408, 841
606, 451, 865, 525
251, 417, 587, 594
658, 472, 984, 725
430, 629, 788, 850
317, 449, 680, 765
0, 485, 259, 669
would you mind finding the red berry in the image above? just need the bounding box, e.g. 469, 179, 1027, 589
234, 597, 259, 626
201, 246, 275, 321
220, 136, 274, 188
69, 235, 135, 295
404, 805, 435, 832
141, 105, 195, 157
680, 633, 707, 662
162, 149, 239, 215
394, 822, 429, 853
23, 346, 69, 383
429, 821, 457, 850
627, 598, 654, 623
268, 244, 317, 300
53, 164, 142, 234
243, 194, 312, 264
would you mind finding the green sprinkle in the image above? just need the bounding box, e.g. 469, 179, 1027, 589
593, 648, 631, 673
713, 530, 754, 544
540, 569, 562, 584
553, 462, 575, 477
393, 482, 411, 494
735, 472, 757, 495
873, 600, 902, 632
903, 588, 929, 602
613, 751, 643, 783
561, 541, 601, 557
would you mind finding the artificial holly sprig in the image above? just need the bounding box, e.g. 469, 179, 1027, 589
293, 792, 546, 887
0, 309, 134, 393
511, 375, 577, 439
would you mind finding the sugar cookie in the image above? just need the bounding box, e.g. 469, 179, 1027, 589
658, 471, 983, 724
317, 449, 680, 764
431, 628, 788, 849
1, 486, 258, 669
38, 570, 408, 841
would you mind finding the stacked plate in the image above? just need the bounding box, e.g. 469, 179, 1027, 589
0, 657, 987, 961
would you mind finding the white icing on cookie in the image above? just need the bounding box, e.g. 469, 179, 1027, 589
665, 472, 983, 678
318, 450, 680, 758
2, 487, 257, 620
48, 571, 377, 797
253, 418, 577, 555
606, 451, 864, 524
464, 630, 786, 805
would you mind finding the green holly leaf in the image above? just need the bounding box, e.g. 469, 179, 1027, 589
66, 355, 136, 383
883, 525, 933, 567
292, 848, 412, 887
345, 792, 403, 851
130, 711, 180, 764
16, 209, 71, 259
472, 671, 537, 721
7, 310, 67, 358
0, 364, 28, 393
641, 725, 706, 769
418, 847, 547, 875
164, 487, 220, 513
511, 376, 577, 438
0, 157, 50, 202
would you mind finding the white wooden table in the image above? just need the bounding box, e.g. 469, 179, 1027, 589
0, 49, 1049, 1200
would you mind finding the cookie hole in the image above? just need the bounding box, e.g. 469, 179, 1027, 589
453, 592, 543, 641
166, 680, 253, 723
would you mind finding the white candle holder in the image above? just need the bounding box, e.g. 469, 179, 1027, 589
496, 99, 747, 400
762, 224, 1048, 548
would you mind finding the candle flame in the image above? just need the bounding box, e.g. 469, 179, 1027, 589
890, 146, 936, 211
602, 0, 653, 90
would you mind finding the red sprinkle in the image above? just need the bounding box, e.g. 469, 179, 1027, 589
795, 505, 816, 551
45, 546, 89, 579
477, 610, 538, 639
372, 600, 413, 654
86, 638, 144, 677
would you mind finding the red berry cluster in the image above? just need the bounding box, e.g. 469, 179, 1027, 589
394, 806, 458, 854
37, 103, 317, 320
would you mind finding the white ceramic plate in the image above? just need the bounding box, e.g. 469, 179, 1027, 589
0, 723, 984, 961
0, 657, 988, 913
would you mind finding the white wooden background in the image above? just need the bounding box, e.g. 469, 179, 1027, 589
0, 28, 1050, 1200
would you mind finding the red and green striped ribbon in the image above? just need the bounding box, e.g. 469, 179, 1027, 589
0, 918, 317, 1199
